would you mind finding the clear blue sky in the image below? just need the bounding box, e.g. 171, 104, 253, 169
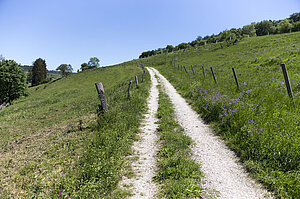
0, 0, 299, 71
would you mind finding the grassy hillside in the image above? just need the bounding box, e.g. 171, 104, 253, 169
139, 32, 300, 198
0, 65, 150, 198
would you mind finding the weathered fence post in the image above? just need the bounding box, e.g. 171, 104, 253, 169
95, 82, 108, 113
202, 66, 205, 79
135, 76, 139, 88
232, 67, 240, 90
191, 65, 195, 74
142, 70, 145, 82
183, 65, 188, 73
210, 67, 217, 84
281, 63, 294, 103
128, 80, 132, 98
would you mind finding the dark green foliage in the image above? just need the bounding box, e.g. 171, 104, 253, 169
292, 21, 300, 32
56, 64, 73, 77
176, 43, 190, 50
289, 12, 300, 22
88, 57, 100, 68
242, 23, 256, 37
166, 45, 175, 52
0, 59, 27, 104
32, 58, 47, 86
80, 62, 88, 71
255, 20, 276, 36
81, 57, 100, 71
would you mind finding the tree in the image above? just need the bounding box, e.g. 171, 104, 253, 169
88, 57, 100, 68
196, 36, 203, 41
292, 21, 300, 32
255, 20, 276, 36
242, 23, 256, 37
56, 64, 73, 77
32, 58, 47, 86
277, 19, 293, 33
289, 12, 300, 22
81, 63, 89, 71
176, 43, 189, 50
0, 59, 27, 104
166, 45, 174, 52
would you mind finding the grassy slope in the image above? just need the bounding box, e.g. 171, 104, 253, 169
139, 32, 300, 198
0, 65, 149, 198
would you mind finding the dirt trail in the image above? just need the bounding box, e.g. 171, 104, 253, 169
150, 67, 272, 199
121, 68, 159, 198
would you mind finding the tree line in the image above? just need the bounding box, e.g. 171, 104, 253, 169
139, 12, 300, 58
0, 56, 100, 105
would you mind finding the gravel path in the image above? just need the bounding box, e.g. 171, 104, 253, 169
150, 67, 272, 199
121, 68, 159, 198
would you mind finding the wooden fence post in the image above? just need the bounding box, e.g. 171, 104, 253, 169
128, 80, 132, 98
232, 67, 240, 90
95, 82, 108, 113
183, 65, 188, 73
202, 66, 205, 79
135, 76, 139, 88
210, 67, 217, 84
281, 63, 294, 103
191, 65, 195, 74
142, 70, 145, 82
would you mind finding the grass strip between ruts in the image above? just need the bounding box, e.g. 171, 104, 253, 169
154, 83, 204, 199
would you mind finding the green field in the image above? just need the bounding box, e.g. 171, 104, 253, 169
1, 31, 299, 198
139, 32, 300, 198
0, 65, 149, 198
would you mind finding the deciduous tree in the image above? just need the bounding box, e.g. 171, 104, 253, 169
0, 59, 27, 104
56, 64, 73, 77
88, 57, 100, 68
277, 19, 293, 33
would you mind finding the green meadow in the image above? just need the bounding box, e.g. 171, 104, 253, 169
0, 65, 149, 198
0, 31, 299, 198
140, 32, 300, 198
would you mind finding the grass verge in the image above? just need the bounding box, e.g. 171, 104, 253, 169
154, 83, 204, 199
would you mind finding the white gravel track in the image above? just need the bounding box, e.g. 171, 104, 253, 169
150, 67, 272, 199
121, 68, 159, 198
